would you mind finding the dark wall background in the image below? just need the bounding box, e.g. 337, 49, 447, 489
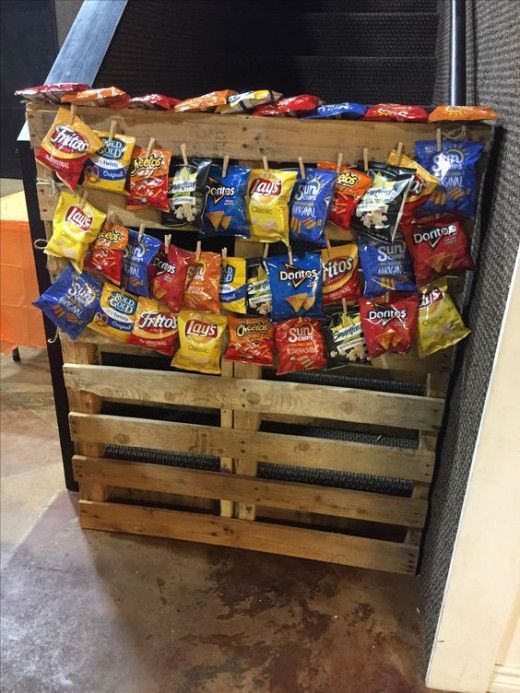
423, 0, 520, 663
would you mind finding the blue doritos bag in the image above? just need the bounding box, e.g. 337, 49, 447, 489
415, 138, 484, 218
358, 231, 416, 297
201, 163, 250, 237
122, 228, 161, 297
266, 252, 323, 322
303, 103, 367, 120
33, 264, 102, 340
289, 168, 337, 246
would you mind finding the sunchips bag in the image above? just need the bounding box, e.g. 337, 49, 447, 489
317, 162, 372, 231
127, 145, 172, 212
248, 169, 298, 244
417, 279, 470, 358
183, 251, 221, 313
202, 163, 250, 237
415, 139, 485, 218
323, 310, 369, 366
358, 230, 416, 297
171, 311, 227, 374
83, 130, 135, 195
33, 265, 102, 340
266, 252, 323, 322
224, 315, 274, 366
122, 229, 161, 297
387, 150, 440, 215
89, 284, 139, 342
359, 293, 418, 359
246, 258, 272, 316
46, 191, 105, 272
220, 256, 247, 314
35, 106, 103, 189
163, 157, 212, 230
321, 243, 361, 305
127, 297, 178, 356
84, 221, 129, 285
289, 167, 337, 246
274, 317, 327, 375
151, 243, 192, 312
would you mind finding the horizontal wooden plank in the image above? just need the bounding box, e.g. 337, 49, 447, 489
79, 500, 419, 574
73, 456, 427, 527
63, 364, 443, 431
69, 413, 434, 482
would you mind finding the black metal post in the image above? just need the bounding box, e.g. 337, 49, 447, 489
450, 0, 466, 106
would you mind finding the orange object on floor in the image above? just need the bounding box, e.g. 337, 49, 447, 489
0, 191, 46, 353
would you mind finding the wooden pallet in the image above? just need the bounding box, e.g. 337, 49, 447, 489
28, 104, 493, 574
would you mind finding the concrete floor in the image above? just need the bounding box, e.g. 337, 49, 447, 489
1, 348, 433, 692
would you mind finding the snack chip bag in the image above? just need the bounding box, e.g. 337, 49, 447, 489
353, 162, 415, 240
321, 243, 361, 304
253, 94, 322, 117
359, 293, 418, 359
317, 162, 372, 230
252, 104, 285, 117
128, 94, 181, 110
46, 191, 106, 272
61, 86, 130, 109
127, 145, 172, 212
246, 258, 272, 316
183, 251, 221, 313
220, 256, 247, 314
323, 309, 369, 367
163, 157, 212, 230
363, 104, 429, 122
171, 310, 227, 374
415, 139, 485, 218
417, 279, 470, 358
127, 297, 178, 356
266, 252, 323, 322
151, 243, 192, 312
84, 220, 129, 285
15, 83, 90, 104
224, 315, 274, 366
83, 130, 135, 194
89, 284, 139, 342
289, 167, 337, 246
428, 105, 497, 122
304, 102, 366, 120
122, 229, 162, 296
202, 163, 250, 237
33, 265, 102, 340
386, 150, 439, 215
358, 230, 416, 297
400, 215, 473, 285
35, 106, 103, 189
248, 169, 298, 244
217, 89, 281, 114
174, 90, 237, 113
274, 317, 327, 375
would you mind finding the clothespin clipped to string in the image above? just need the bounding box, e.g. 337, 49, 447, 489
363, 147, 369, 173
80, 190, 89, 208
195, 240, 201, 263
395, 141, 404, 165
146, 137, 155, 155
68, 105, 76, 124
108, 119, 117, 142
221, 246, 227, 264
222, 154, 230, 177
181, 143, 188, 166
262, 243, 269, 260
262, 155, 269, 173
164, 233, 171, 253
138, 221, 145, 241
106, 209, 115, 224
341, 298, 348, 317
298, 156, 306, 179
287, 245, 293, 265
336, 152, 343, 173
325, 239, 332, 260
436, 128, 442, 152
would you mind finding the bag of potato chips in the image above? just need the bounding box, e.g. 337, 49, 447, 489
274, 317, 327, 375
266, 252, 323, 322
127, 297, 178, 356
246, 258, 272, 317
89, 284, 139, 342
289, 167, 337, 246
220, 256, 247, 314
386, 150, 440, 215
183, 251, 221, 313
127, 145, 172, 212
224, 315, 274, 366
122, 229, 162, 297
357, 230, 416, 297
417, 279, 470, 358
163, 157, 212, 231
83, 130, 135, 195
359, 293, 418, 359
46, 191, 106, 272
323, 309, 369, 367
151, 243, 192, 312
321, 243, 361, 305
248, 169, 298, 244
84, 220, 129, 285
171, 310, 227, 374
317, 162, 372, 231
202, 163, 250, 237
36, 106, 103, 189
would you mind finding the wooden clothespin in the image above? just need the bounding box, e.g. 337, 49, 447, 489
341, 298, 348, 316
181, 143, 188, 166
68, 105, 76, 124
395, 141, 404, 165
325, 239, 332, 260
164, 233, 172, 252
262, 155, 269, 173
221, 246, 227, 264
363, 147, 369, 172
108, 119, 117, 142
336, 152, 344, 173
262, 243, 269, 259
436, 128, 442, 152
222, 154, 230, 178
80, 190, 88, 208
138, 221, 145, 241
195, 240, 201, 262
145, 137, 155, 155
106, 209, 115, 223
287, 245, 293, 265
298, 156, 306, 179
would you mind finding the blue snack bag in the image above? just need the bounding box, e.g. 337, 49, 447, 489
415, 138, 484, 218
122, 228, 161, 297
289, 167, 337, 246
304, 103, 367, 120
202, 163, 250, 237
358, 231, 416, 297
33, 264, 102, 340
266, 252, 323, 322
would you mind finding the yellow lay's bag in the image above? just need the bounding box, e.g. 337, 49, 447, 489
417, 279, 470, 358
88, 283, 139, 342
171, 310, 227, 374
45, 191, 105, 272
83, 130, 135, 194
248, 169, 298, 244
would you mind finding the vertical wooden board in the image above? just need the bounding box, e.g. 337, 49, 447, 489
219, 358, 234, 517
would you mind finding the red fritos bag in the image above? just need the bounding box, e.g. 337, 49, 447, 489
127, 298, 178, 356
274, 317, 327, 375
225, 315, 274, 366
359, 293, 418, 358
151, 243, 192, 312
363, 104, 429, 122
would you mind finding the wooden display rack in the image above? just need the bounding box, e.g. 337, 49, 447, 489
27, 104, 493, 575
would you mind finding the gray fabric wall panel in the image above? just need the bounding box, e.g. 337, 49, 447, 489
423, 0, 520, 662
